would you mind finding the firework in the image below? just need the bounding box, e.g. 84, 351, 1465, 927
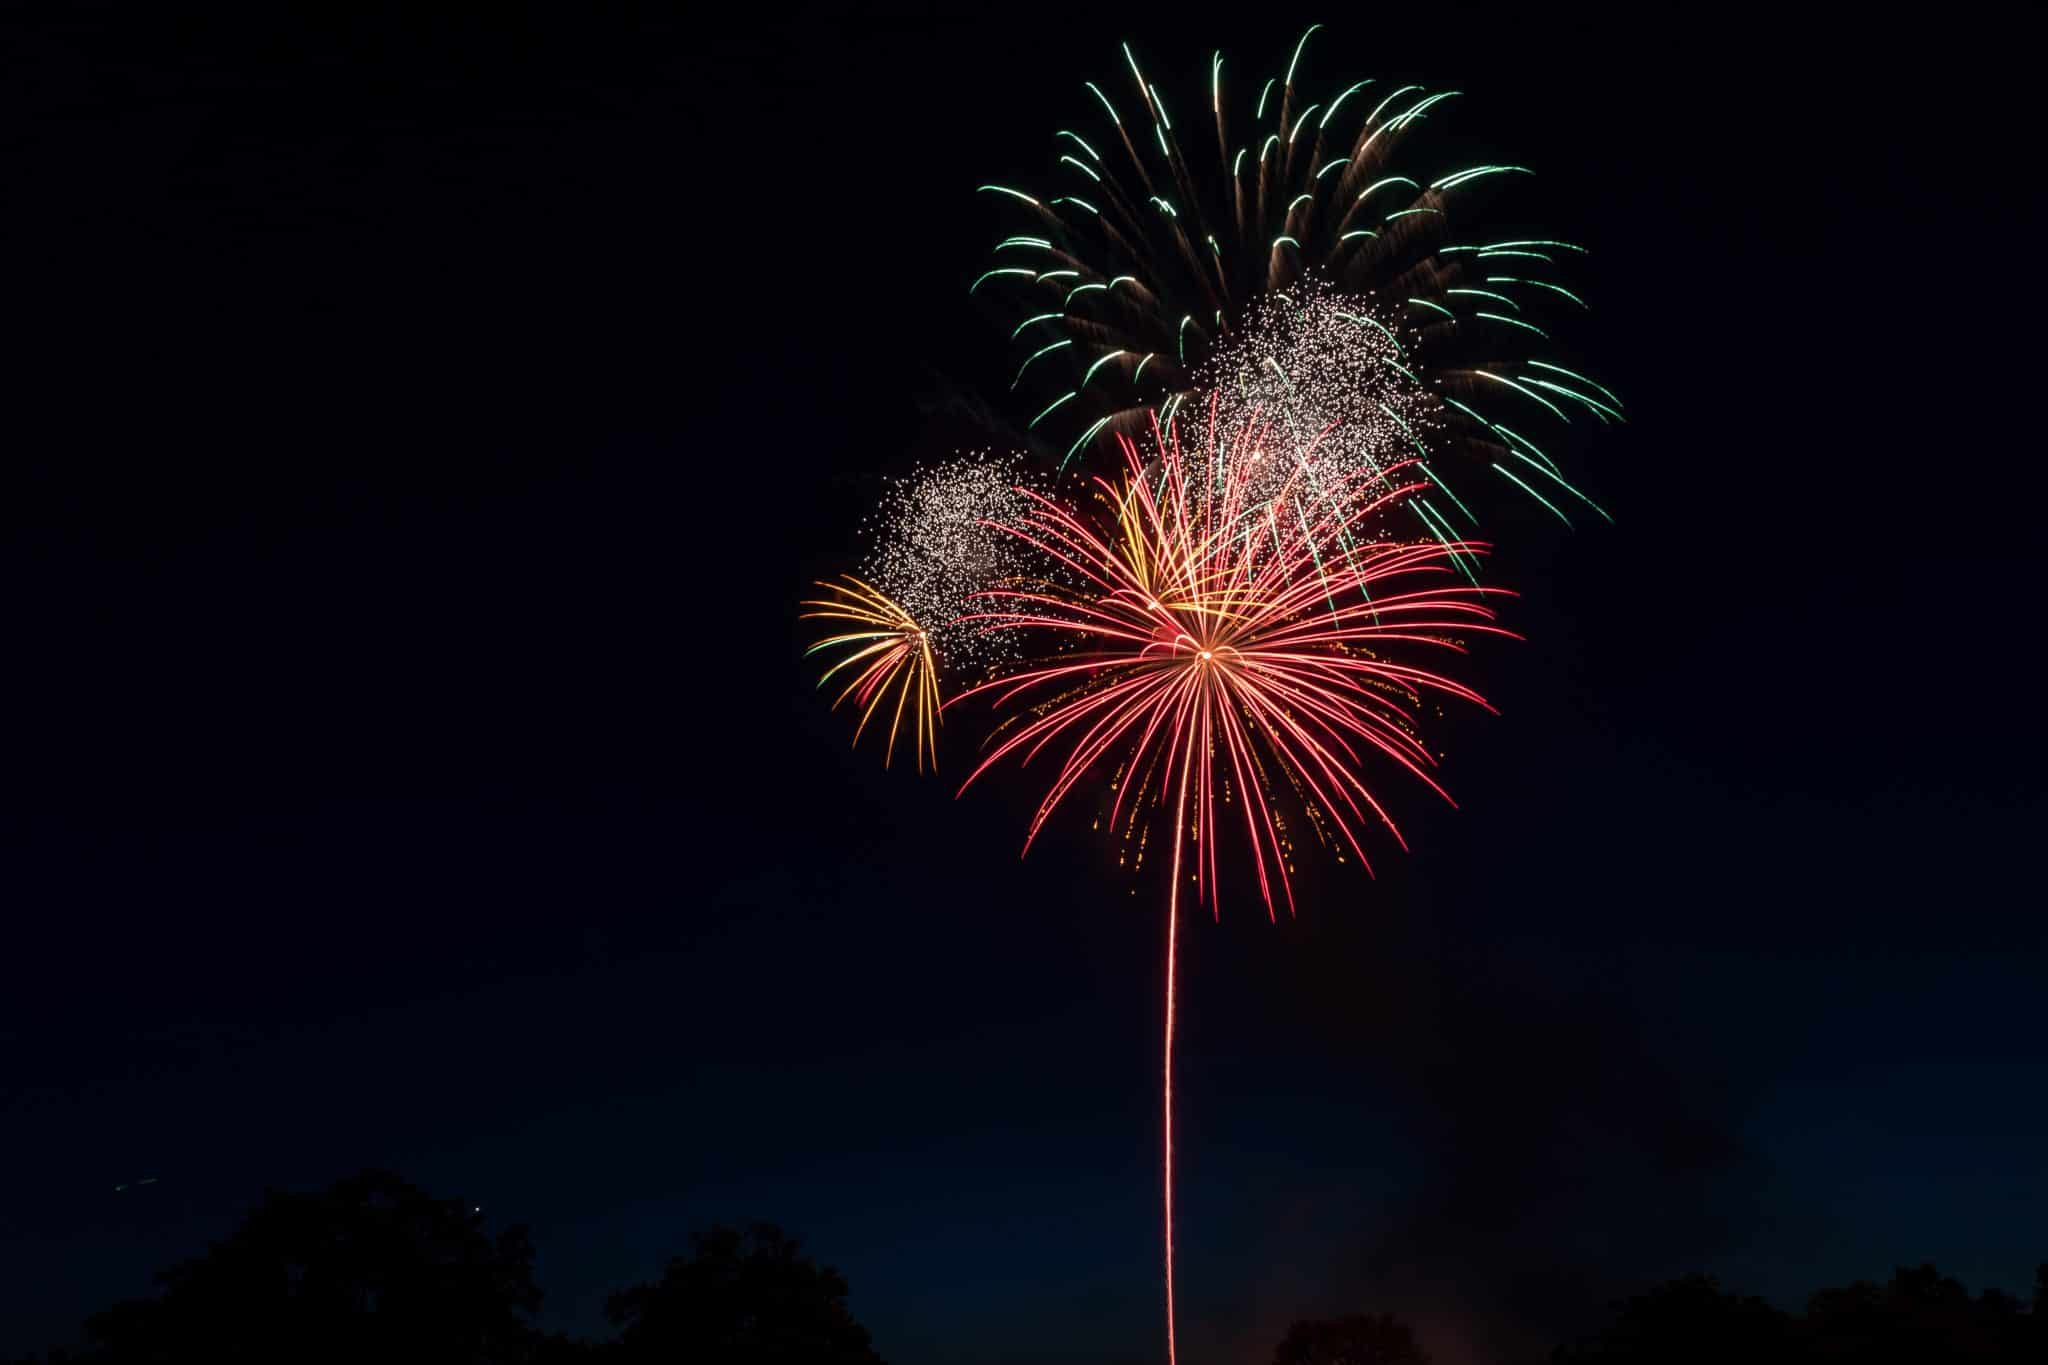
803, 32, 1621, 1365
971, 27, 1620, 518
800, 576, 941, 771
804, 455, 1043, 771
952, 401, 1511, 1365
956, 398, 1508, 919
862, 451, 1040, 674
1188, 281, 1609, 569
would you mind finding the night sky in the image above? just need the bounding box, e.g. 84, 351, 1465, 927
5, 6, 2044, 1363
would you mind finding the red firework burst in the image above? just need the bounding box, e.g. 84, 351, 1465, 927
955, 395, 1514, 919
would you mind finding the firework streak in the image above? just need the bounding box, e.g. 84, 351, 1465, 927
800, 576, 942, 772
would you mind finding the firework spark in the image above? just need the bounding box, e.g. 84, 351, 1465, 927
862, 451, 1040, 674
800, 576, 941, 771
971, 27, 1620, 515
1188, 280, 1609, 572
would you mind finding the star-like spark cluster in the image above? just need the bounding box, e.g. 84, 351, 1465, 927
860, 451, 1042, 673
1187, 279, 1451, 534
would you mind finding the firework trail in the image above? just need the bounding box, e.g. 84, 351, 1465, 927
954, 401, 1512, 1361
972, 26, 1620, 524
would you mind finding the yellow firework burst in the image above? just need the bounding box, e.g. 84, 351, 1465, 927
800, 575, 941, 772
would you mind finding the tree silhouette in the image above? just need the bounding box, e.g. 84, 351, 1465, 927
1551, 1274, 1797, 1364
603, 1222, 884, 1364
1272, 1312, 1430, 1365
1803, 1263, 2029, 1364
81, 1170, 545, 1363
1557, 1262, 2048, 1364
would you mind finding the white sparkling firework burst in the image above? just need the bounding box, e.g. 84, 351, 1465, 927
862, 451, 1038, 673
1185, 278, 1463, 531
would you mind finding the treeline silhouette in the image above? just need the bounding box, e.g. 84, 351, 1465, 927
6, 1171, 2044, 1363
1550, 1265, 2048, 1365
10, 1172, 880, 1364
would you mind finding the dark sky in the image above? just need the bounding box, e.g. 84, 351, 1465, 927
4, 5, 2044, 1363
